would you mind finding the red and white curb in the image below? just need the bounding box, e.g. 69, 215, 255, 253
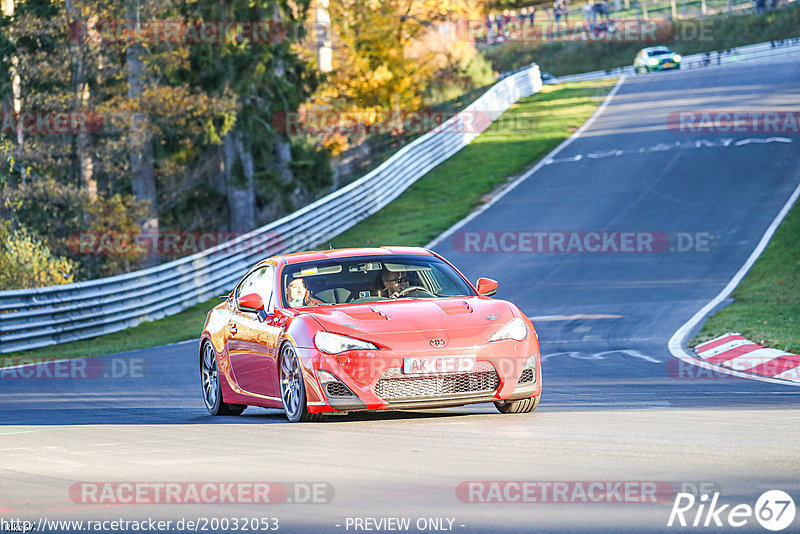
694, 333, 800, 383
668, 176, 800, 387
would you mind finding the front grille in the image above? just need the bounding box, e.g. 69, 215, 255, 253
325, 382, 354, 397
517, 367, 534, 384
374, 361, 499, 401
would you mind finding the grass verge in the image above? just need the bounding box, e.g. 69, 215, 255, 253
481, 4, 800, 76
691, 199, 800, 353
4, 79, 615, 365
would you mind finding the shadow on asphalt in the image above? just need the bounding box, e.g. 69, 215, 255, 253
2, 377, 799, 426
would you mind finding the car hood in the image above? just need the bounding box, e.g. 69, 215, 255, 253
302, 297, 518, 346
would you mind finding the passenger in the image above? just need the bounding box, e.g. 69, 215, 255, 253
286, 278, 321, 307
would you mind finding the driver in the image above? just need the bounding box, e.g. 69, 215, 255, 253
381, 268, 410, 299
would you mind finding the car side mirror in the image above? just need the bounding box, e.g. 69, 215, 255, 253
237, 292, 265, 312
476, 278, 498, 296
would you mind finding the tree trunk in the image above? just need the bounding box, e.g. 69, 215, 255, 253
2, 0, 25, 183
224, 130, 256, 233
125, 3, 158, 243
67, 3, 96, 199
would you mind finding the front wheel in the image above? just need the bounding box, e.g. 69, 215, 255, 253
279, 344, 323, 423
201, 342, 246, 416
494, 394, 540, 414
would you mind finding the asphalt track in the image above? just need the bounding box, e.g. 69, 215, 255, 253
2, 54, 800, 533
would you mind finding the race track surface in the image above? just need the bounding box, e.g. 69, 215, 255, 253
2, 54, 799, 533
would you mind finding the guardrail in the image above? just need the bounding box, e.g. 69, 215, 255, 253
0, 64, 543, 354
546, 37, 800, 84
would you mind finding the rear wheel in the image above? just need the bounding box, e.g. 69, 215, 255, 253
279, 344, 323, 423
494, 394, 540, 414
201, 342, 246, 416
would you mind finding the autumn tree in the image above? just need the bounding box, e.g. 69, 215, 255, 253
303, 0, 492, 153
179, 0, 328, 230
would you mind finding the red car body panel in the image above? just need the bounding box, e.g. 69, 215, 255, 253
199, 247, 541, 415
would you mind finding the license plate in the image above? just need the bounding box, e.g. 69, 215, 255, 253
403, 355, 476, 375
663, 62, 673, 67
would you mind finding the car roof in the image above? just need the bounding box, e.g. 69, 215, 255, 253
643, 46, 674, 54
265, 246, 433, 266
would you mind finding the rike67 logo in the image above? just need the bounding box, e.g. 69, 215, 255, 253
668, 490, 796, 531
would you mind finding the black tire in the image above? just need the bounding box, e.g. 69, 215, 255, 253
279, 344, 324, 423
494, 394, 540, 414
201, 342, 246, 416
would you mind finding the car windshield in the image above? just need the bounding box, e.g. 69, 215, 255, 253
281, 254, 475, 307
649, 48, 673, 56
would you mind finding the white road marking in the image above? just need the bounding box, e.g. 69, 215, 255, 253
542, 137, 792, 165
529, 314, 624, 321
542, 349, 660, 363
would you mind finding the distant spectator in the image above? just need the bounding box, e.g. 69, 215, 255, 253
602, 0, 610, 18
553, 1, 563, 24
529, 6, 536, 24
584, 1, 593, 27
613, 0, 621, 10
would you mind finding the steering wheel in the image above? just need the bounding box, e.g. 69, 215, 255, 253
394, 286, 436, 298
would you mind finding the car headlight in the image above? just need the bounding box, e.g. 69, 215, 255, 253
673, 54, 682, 62
489, 317, 528, 342
314, 331, 377, 354
648, 57, 659, 65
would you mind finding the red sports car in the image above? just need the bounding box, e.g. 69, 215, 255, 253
199, 247, 541, 422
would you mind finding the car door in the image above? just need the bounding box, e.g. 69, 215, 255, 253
226, 264, 282, 399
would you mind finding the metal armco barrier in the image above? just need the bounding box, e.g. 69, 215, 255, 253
546, 38, 800, 84
0, 65, 543, 353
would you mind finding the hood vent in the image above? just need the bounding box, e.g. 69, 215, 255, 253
436, 301, 473, 316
